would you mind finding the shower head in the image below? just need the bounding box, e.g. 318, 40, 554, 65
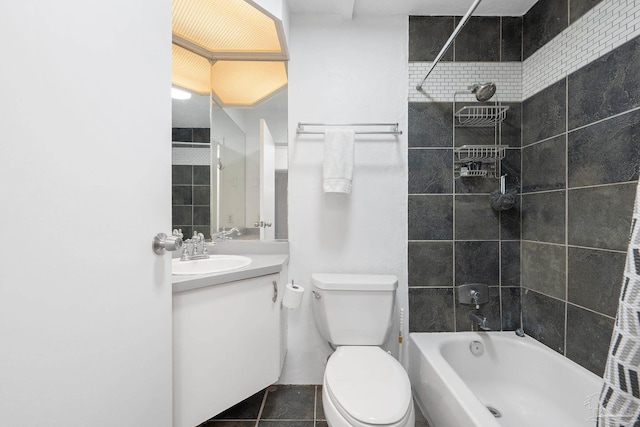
470, 82, 496, 102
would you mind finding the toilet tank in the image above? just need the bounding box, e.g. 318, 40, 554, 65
311, 273, 398, 346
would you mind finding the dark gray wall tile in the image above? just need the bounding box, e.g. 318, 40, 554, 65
193, 165, 211, 185
455, 195, 500, 240
409, 149, 453, 194
502, 102, 522, 148
455, 241, 500, 286
409, 102, 453, 147
522, 241, 566, 299
523, 79, 566, 145
454, 124, 495, 147
409, 288, 455, 332
567, 183, 635, 251
172, 205, 192, 225
522, 289, 566, 354
409, 16, 454, 62
501, 17, 523, 61
568, 37, 640, 130
408, 242, 453, 287
522, 191, 566, 244
172, 185, 192, 205
570, 0, 604, 24
455, 174, 500, 194
502, 149, 522, 192
499, 195, 521, 241
566, 304, 614, 376
172, 128, 192, 142
193, 186, 210, 205
568, 110, 640, 188
523, 0, 568, 60
568, 246, 625, 317
193, 206, 210, 226
408, 195, 454, 240
455, 286, 501, 331
522, 134, 567, 193
192, 128, 210, 143
455, 17, 501, 62
501, 241, 521, 287
172, 165, 192, 185
502, 287, 522, 330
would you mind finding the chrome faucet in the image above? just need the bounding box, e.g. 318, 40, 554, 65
180, 231, 210, 261
469, 310, 490, 331
212, 227, 241, 242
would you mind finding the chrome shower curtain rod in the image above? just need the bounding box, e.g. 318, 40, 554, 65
415, 0, 482, 91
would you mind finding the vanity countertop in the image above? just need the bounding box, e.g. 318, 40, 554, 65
172, 241, 289, 294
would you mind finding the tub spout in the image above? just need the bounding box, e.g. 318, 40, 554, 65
468, 310, 490, 331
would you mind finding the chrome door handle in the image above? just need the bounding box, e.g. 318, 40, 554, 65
152, 232, 183, 255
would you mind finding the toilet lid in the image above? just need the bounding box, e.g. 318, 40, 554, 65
325, 346, 411, 425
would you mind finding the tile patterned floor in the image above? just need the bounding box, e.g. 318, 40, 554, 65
198, 385, 430, 427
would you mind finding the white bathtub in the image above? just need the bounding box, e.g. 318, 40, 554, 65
408, 332, 603, 427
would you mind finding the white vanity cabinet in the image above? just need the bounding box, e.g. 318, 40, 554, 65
173, 272, 286, 427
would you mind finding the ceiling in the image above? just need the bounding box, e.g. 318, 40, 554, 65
287, 0, 539, 17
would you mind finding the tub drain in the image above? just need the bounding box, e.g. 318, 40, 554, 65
487, 406, 502, 418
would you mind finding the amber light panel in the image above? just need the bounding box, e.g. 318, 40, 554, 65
210, 61, 287, 106
172, 0, 281, 54
172, 44, 211, 95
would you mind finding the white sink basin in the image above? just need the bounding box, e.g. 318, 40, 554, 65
172, 255, 252, 275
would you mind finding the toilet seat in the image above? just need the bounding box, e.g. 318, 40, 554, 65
324, 346, 412, 426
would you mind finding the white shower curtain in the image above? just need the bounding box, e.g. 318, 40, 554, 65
598, 181, 640, 426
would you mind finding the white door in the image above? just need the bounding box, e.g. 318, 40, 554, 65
260, 119, 276, 240
0, 2, 173, 427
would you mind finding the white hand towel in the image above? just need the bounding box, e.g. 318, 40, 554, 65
323, 129, 355, 193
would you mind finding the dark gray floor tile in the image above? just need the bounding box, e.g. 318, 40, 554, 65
414, 399, 431, 427
567, 183, 635, 251
522, 289, 566, 355
521, 241, 566, 300
408, 149, 453, 194
566, 304, 614, 376
213, 390, 266, 420
409, 102, 453, 147
568, 109, 640, 188
257, 422, 314, 427
568, 246, 625, 317
455, 241, 500, 286
409, 288, 455, 332
261, 385, 315, 420
408, 195, 454, 240
568, 37, 640, 130
523, 78, 566, 145
409, 242, 454, 287
315, 385, 324, 421
201, 421, 257, 427
521, 191, 565, 244
522, 135, 566, 193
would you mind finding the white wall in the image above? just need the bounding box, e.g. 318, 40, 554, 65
283, 14, 408, 384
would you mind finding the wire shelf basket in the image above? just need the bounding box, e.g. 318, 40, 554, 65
455, 145, 508, 162
455, 105, 509, 127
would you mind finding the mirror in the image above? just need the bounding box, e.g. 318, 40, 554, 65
171, 90, 288, 241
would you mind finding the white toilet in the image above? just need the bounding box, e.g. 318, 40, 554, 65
311, 273, 415, 427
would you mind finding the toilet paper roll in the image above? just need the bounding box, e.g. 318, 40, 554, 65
282, 281, 304, 309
